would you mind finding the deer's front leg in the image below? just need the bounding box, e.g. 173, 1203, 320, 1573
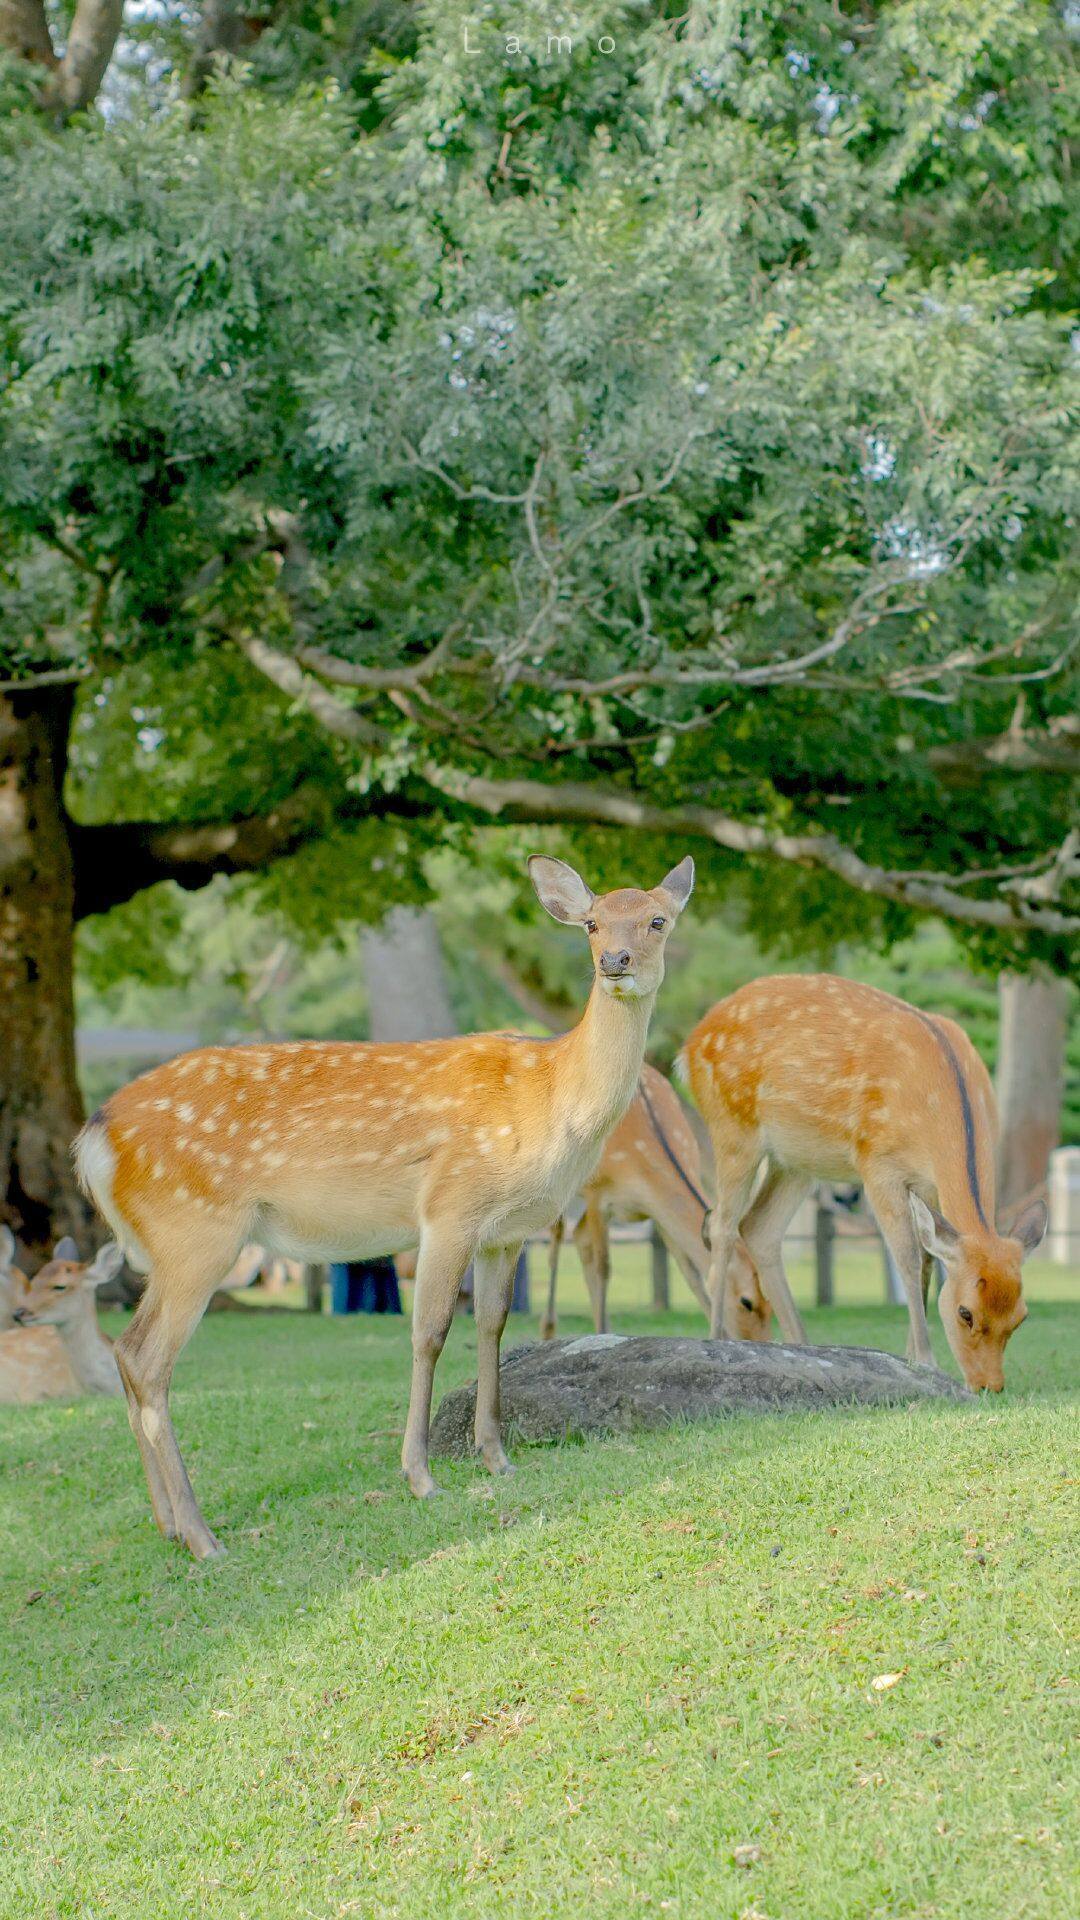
402, 1225, 474, 1499
864, 1174, 937, 1370
472, 1244, 520, 1475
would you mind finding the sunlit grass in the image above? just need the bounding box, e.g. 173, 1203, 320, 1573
0, 1252, 1075, 1919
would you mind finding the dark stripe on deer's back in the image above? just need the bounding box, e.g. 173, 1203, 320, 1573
911, 1010, 988, 1228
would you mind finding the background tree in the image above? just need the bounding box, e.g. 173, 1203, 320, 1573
0, 1, 1076, 1248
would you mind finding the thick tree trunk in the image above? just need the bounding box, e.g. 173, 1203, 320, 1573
996, 968, 1069, 1213
0, 689, 90, 1258
362, 905, 457, 1043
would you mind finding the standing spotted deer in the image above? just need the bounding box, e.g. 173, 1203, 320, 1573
75, 854, 694, 1559
540, 1065, 771, 1342
682, 975, 1047, 1390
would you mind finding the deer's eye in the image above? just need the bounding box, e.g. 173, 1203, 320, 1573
584, 919, 597, 935
958, 1305, 974, 1328
650, 916, 666, 931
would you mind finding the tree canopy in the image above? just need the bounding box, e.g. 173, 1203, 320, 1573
1, 0, 1077, 959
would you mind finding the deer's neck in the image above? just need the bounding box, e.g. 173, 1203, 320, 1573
55, 1299, 118, 1395
558, 980, 655, 1145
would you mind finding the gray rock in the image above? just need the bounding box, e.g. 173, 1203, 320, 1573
429, 1335, 971, 1458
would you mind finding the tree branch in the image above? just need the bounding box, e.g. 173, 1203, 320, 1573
929, 717, 1080, 778
70, 781, 424, 920
416, 767, 1079, 937
236, 637, 1080, 940
56, 0, 124, 114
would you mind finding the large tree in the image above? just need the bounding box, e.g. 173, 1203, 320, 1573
0, 2, 1076, 1248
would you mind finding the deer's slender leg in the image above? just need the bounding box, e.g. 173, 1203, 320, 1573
472, 1244, 520, 1475
540, 1217, 564, 1341
402, 1223, 474, 1499
920, 1251, 935, 1314
863, 1172, 936, 1369
669, 1243, 712, 1318
115, 1344, 178, 1540
114, 1253, 233, 1561
737, 1164, 811, 1346
706, 1141, 761, 1338
574, 1198, 611, 1333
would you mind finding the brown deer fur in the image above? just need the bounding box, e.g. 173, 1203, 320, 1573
75, 855, 693, 1559
682, 975, 1046, 1389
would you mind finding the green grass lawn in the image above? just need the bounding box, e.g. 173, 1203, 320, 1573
0, 1251, 1076, 1920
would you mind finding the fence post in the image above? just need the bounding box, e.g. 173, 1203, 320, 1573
814, 1200, 835, 1307
650, 1225, 670, 1312
304, 1264, 325, 1314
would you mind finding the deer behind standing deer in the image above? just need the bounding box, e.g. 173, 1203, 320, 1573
540, 1065, 771, 1341
0, 1237, 124, 1404
682, 974, 1046, 1389
74, 854, 694, 1559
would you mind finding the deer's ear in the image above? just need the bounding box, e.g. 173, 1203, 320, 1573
657, 856, 695, 915
909, 1194, 960, 1263
0, 1225, 15, 1269
87, 1242, 124, 1287
53, 1235, 79, 1262
528, 856, 595, 925
1005, 1196, 1048, 1258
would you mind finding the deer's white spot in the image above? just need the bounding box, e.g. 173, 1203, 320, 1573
153, 1099, 173, 1113
174, 1185, 189, 1201
176, 1103, 195, 1123
200, 1116, 217, 1134
228, 1121, 240, 1137
153, 1162, 164, 1179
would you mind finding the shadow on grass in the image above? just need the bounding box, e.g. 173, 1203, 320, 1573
0, 1300, 1075, 1756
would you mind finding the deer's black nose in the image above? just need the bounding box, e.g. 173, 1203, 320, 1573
600, 949, 632, 977
12, 1308, 28, 1325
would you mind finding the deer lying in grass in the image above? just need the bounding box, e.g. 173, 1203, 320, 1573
74, 854, 694, 1558
0, 1237, 124, 1404
540, 1065, 771, 1342
0, 1227, 27, 1332
682, 975, 1047, 1389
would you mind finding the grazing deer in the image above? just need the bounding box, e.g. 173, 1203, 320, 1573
0, 1238, 124, 1404
539, 1066, 771, 1342
682, 975, 1047, 1389
74, 854, 694, 1558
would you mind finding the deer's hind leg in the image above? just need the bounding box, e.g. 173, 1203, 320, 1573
737, 1164, 810, 1346
705, 1132, 762, 1339
540, 1216, 565, 1341
574, 1198, 611, 1333
115, 1224, 243, 1560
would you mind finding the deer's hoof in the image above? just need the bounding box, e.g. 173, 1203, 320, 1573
403, 1466, 440, 1500
189, 1530, 226, 1562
